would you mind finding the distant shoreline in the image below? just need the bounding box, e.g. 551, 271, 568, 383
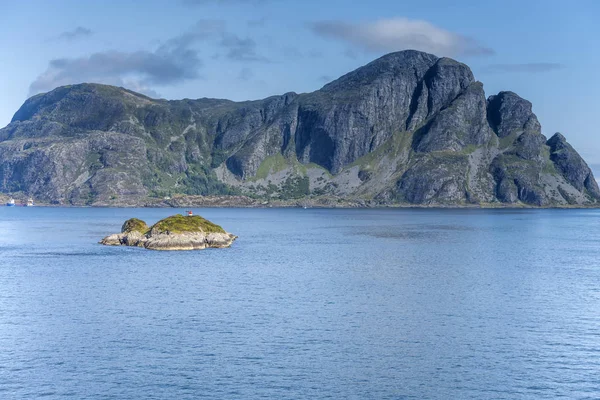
2, 201, 599, 210
3, 191, 600, 209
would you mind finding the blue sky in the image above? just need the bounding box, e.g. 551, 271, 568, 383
1, 0, 599, 163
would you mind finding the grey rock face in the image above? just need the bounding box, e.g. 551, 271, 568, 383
487, 91, 541, 138
490, 154, 548, 205
0, 131, 148, 204
514, 131, 547, 161
293, 51, 440, 173
547, 133, 600, 197
101, 230, 237, 251
396, 154, 470, 204
413, 82, 491, 152
0, 50, 598, 207
421, 57, 474, 119
287, 53, 478, 175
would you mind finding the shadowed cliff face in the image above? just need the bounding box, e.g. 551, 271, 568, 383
487, 91, 542, 138
0, 50, 598, 207
547, 133, 600, 197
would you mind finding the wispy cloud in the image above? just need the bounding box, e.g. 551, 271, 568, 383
122, 81, 162, 98
279, 47, 323, 60
169, 19, 268, 63
29, 49, 202, 97
30, 20, 268, 95
481, 63, 565, 73
220, 34, 269, 62
318, 75, 333, 83
29, 21, 220, 95
57, 26, 93, 41
311, 17, 494, 57
238, 68, 254, 81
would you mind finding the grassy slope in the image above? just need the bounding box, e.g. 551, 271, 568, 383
150, 214, 226, 234
121, 218, 150, 234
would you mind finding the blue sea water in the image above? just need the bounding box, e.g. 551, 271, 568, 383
0, 207, 600, 399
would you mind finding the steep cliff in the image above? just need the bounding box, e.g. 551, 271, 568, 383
0, 50, 597, 206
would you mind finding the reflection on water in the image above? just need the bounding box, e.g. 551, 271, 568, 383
357, 223, 477, 240
0, 207, 600, 399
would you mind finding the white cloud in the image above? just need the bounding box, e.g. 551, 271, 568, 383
30, 19, 269, 96
29, 48, 202, 96
58, 26, 93, 41
312, 17, 493, 57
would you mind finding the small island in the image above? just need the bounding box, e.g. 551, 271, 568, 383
100, 214, 237, 251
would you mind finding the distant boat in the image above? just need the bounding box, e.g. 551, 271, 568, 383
6, 198, 15, 207
26, 197, 34, 207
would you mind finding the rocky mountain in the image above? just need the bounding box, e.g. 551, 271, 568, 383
1, 50, 598, 207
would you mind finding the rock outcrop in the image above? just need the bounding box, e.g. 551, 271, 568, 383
100, 214, 237, 250
547, 133, 600, 198
1, 50, 598, 207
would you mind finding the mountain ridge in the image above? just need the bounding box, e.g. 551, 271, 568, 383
1, 50, 598, 207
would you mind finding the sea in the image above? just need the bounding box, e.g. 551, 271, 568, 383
0, 207, 599, 399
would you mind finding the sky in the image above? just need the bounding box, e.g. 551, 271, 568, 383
1, 0, 599, 163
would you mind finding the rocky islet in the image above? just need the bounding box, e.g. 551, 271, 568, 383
100, 214, 237, 251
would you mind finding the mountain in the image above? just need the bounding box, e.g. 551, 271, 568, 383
1, 50, 598, 207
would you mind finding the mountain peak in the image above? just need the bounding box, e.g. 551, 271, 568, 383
486, 91, 540, 138
11, 83, 157, 125
548, 132, 567, 144
321, 50, 440, 92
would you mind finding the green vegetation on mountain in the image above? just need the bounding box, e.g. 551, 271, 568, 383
1, 51, 598, 207
121, 218, 149, 234
150, 214, 226, 234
